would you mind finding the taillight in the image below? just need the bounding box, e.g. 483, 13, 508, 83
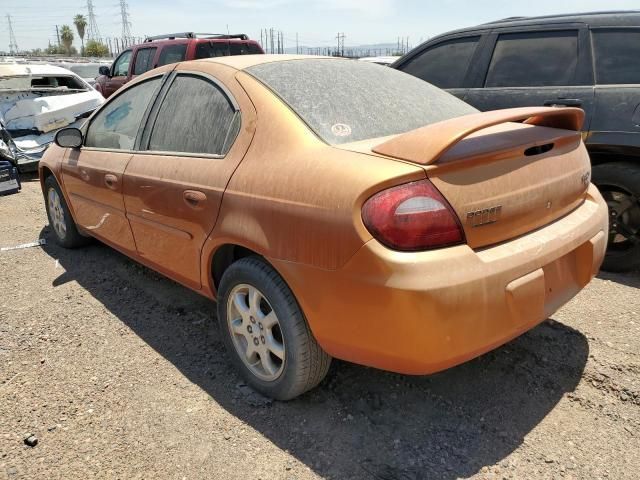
362, 179, 465, 251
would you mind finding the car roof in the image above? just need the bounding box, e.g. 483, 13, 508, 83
0, 63, 81, 77
188, 54, 335, 71
434, 10, 640, 37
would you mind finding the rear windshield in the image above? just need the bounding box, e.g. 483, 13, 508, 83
195, 41, 262, 59
246, 58, 477, 145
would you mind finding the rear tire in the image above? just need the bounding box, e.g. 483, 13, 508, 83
592, 162, 640, 272
44, 175, 90, 249
217, 256, 331, 400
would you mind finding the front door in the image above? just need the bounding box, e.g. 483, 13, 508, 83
104, 49, 132, 98
61, 75, 164, 254
122, 70, 252, 290
464, 27, 595, 131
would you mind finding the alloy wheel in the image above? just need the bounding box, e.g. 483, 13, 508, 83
47, 187, 67, 240
226, 283, 286, 382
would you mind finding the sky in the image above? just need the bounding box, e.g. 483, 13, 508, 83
3, 0, 640, 53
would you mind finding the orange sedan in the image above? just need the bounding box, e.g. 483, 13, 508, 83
40, 55, 608, 400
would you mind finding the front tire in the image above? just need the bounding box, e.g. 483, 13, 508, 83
44, 175, 89, 249
217, 256, 331, 400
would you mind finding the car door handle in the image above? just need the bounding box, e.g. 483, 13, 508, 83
104, 174, 118, 189
543, 98, 582, 107
183, 190, 207, 208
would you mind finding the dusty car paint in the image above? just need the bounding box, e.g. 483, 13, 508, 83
40, 56, 608, 375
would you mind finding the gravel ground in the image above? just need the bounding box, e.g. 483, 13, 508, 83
1, 177, 639, 480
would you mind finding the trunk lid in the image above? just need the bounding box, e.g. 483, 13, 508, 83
350, 107, 592, 249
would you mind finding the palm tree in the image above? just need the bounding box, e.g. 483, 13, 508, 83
74, 15, 87, 56
60, 25, 74, 55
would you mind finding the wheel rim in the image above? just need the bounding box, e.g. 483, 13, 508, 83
226, 283, 285, 382
601, 187, 640, 252
47, 187, 67, 240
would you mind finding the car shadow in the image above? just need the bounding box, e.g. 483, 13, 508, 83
40, 227, 590, 480
597, 270, 640, 289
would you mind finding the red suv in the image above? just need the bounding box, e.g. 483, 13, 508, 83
95, 32, 264, 98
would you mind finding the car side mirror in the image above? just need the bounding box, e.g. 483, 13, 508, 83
99, 65, 110, 76
55, 128, 83, 149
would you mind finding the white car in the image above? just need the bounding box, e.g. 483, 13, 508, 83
0, 64, 104, 172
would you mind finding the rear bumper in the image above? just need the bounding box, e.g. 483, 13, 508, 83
271, 184, 608, 375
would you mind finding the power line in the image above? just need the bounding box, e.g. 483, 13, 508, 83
7, 14, 19, 53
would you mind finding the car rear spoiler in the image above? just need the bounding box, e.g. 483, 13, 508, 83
372, 106, 584, 165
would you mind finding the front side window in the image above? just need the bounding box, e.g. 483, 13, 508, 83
485, 31, 579, 87
113, 50, 132, 77
592, 29, 640, 84
86, 77, 161, 150
134, 47, 157, 75
400, 37, 480, 89
157, 44, 187, 67
147, 74, 239, 155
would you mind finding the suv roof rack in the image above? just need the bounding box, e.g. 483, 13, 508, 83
143, 32, 249, 42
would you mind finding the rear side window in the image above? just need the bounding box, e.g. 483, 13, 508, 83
157, 44, 187, 66
485, 31, 579, 87
86, 77, 161, 150
133, 47, 157, 75
592, 29, 640, 84
148, 74, 240, 155
399, 37, 479, 89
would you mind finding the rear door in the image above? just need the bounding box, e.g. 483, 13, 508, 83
589, 27, 640, 146
394, 34, 484, 100
131, 46, 158, 79
122, 66, 255, 289
61, 75, 164, 254
103, 49, 132, 98
464, 26, 595, 130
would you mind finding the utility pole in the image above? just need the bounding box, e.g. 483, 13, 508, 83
55, 24, 61, 47
270, 28, 274, 54
119, 0, 132, 46
7, 14, 18, 54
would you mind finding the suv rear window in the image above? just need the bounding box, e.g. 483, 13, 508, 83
158, 44, 187, 66
195, 41, 262, 59
592, 29, 640, 84
400, 37, 479, 89
247, 59, 477, 145
485, 31, 579, 87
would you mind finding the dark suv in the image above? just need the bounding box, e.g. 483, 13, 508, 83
393, 11, 640, 272
95, 32, 263, 98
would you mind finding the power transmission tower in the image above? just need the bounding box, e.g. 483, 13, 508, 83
6, 14, 19, 54
86, 0, 101, 41
119, 0, 132, 45
336, 32, 345, 57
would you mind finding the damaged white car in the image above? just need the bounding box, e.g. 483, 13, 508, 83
0, 64, 104, 172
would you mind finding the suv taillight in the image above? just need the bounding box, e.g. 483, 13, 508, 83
362, 179, 465, 251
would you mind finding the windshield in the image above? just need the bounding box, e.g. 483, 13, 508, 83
68, 65, 100, 78
246, 58, 477, 145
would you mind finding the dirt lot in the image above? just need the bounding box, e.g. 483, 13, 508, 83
1, 177, 639, 480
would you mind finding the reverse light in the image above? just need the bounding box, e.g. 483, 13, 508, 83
362, 179, 465, 251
